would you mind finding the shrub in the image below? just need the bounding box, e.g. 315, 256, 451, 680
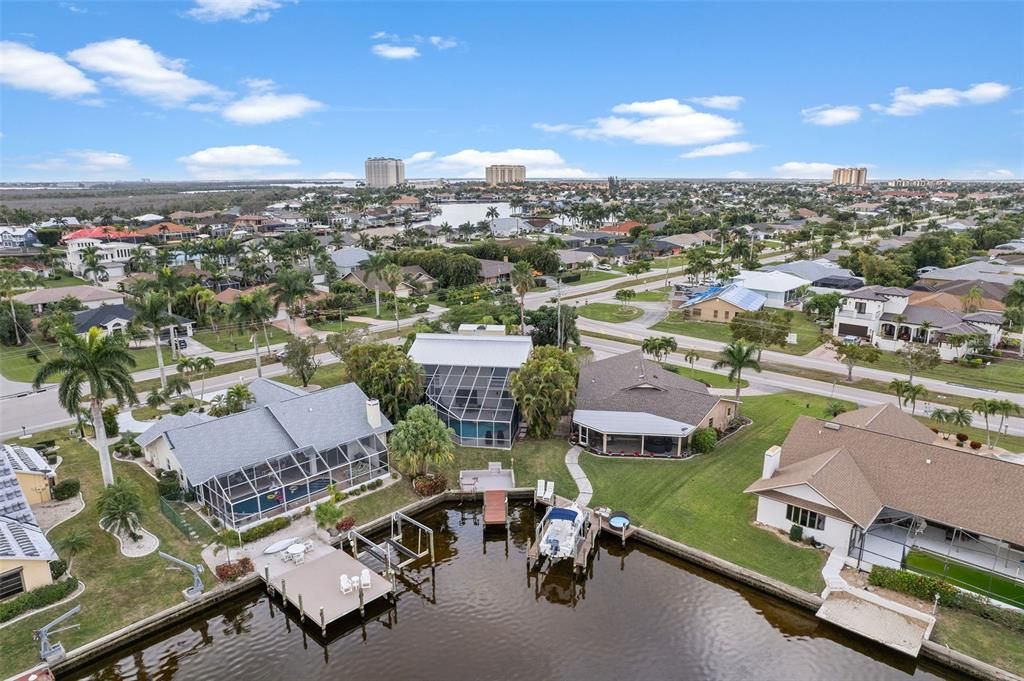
359, 484, 367, 492
691, 427, 717, 454
49, 559, 68, 580
215, 557, 254, 582
413, 474, 447, 497
336, 516, 356, 532
955, 432, 969, 443
414, 302, 429, 313
867, 566, 959, 606
170, 401, 192, 416
0, 578, 79, 623
102, 405, 120, 437
52, 478, 80, 500
47, 454, 58, 466
157, 471, 181, 498
929, 427, 939, 434
218, 516, 292, 547
969, 440, 982, 450
315, 501, 342, 529
788, 524, 803, 542
435, 288, 448, 302
27, 348, 41, 363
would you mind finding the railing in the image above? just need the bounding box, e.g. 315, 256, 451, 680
159, 496, 198, 541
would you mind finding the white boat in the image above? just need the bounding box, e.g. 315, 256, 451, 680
263, 537, 299, 554
537, 505, 588, 562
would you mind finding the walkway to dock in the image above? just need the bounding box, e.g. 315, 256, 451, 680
564, 446, 593, 506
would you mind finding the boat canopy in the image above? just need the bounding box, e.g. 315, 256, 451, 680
549, 508, 578, 522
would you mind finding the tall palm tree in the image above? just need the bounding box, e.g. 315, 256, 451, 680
712, 340, 761, 411
53, 528, 91, 576
193, 356, 216, 401
129, 291, 173, 391
81, 246, 107, 285
33, 327, 138, 487
684, 348, 700, 376
155, 266, 186, 360
232, 289, 275, 377
380, 263, 404, 333
0, 270, 31, 345
902, 383, 928, 415
485, 205, 499, 233
511, 260, 534, 334
361, 254, 389, 317
269, 268, 314, 334
991, 399, 1020, 450
972, 398, 997, 448
888, 378, 911, 410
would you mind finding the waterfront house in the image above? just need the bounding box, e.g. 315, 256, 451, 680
138, 382, 392, 529
572, 351, 737, 457
746, 404, 1024, 582
408, 333, 533, 449
0, 449, 57, 597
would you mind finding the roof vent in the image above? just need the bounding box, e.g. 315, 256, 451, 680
823, 422, 841, 431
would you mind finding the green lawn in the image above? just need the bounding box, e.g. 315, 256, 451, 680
0, 428, 215, 678
308, 318, 370, 333
917, 418, 1024, 454
1, 341, 162, 384
906, 549, 1024, 607
660, 362, 748, 389
130, 405, 169, 421
133, 356, 279, 394
441, 438, 578, 499
275, 361, 349, 390
34, 275, 90, 288
192, 326, 294, 353
653, 313, 826, 355
564, 270, 622, 286
580, 392, 846, 593
578, 303, 644, 323
631, 286, 669, 302
867, 351, 1024, 393
931, 609, 1024, 676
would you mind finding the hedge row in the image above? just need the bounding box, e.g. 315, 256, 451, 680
868, 566, 1024, 633
217, 516, 292, 547
0, 577, 79, 623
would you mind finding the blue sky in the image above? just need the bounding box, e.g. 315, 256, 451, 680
1, 1, 1021, 182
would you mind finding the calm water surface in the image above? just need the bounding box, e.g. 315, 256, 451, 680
70, 504, 960, 681
429, 202, 511, 226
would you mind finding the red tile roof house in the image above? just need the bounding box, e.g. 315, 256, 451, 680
599, 220, 644, 235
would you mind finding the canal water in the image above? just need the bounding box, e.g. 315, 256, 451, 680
429, 202, 511, 226
68, 504, 960, 681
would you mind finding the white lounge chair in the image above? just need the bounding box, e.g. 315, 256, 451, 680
302, 540, 313, 552
535, 479, 545, 500
339, 574, 354, 594
292, 552, 304, 565
544, 481, 554, 501
360, 568, 372, 589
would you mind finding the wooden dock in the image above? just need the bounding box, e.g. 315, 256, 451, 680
262, 549, 393, 634
573, 519, 600, 572
598, 515, 636, 545
483, 490, 509, 527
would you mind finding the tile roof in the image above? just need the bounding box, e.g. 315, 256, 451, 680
14, 285, 123, 306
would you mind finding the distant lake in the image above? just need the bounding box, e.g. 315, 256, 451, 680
429, 202, 511, 227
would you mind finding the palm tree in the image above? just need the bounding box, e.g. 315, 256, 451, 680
53, 529, 91, 576
991, 399, 1021, 450
380, 263, 405, 333
712, 339, 761, 411
511, 260, 534, 334
129, 291, 173, 391
33, 327, 137, 487
971, 398, 997, 448
269, 268, 314, 334
930, 408, 951, 439
193, 356, 215, 401
232, 289, 275, 377
146, 386, 166, 410
98, 477, 144, 541
485, 205, 499, 233
902, 383, 928, 415
0, 270, 31, 345
155, 266, 186, 360
361, 254, 389, 317
888, 378, 911, 410
81, 246, 107, 285
176, 357, 198, 400
684, 348, 699, 376
948, 407, 973, 430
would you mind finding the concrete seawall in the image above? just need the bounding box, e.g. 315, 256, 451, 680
51, 490, 1021, 681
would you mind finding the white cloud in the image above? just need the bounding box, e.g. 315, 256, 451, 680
25, 149, 131, 176
681, 141, 758, 158
371, 31, 400, 42
222, 83, 323, 124
320, 171, 356, 179
870, 82, 1011, 116
407, 148, 596, 178
371, 44, 420, 60
772, 161, 838, 179
801, 104, 861, 126
188, 0, 284, 22
428, 36, 458, 50
983, 169, 1016, 179
178, 144, 299, 179
532, 122, 574, 133
725, 171, 751, 179
0, 41, 97, 98
689, 95, 744, 110
404, 151, 436, 164
68, 38, 225, 107
555, 98, 741, 147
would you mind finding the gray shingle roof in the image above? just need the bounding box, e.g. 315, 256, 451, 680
576, 351, 724, 427
165, 383, 393, 485
71, 304, 191, 334
247, 377, 307, 408
136, 412, 215, 448
762, 260, 862, 286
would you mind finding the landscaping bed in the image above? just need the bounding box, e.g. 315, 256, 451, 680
577, 303, 643, 323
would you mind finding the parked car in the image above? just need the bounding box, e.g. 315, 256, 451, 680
168, 338, 187, 350
596, 263, 612, 271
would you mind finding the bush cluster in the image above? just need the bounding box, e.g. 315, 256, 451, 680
49, 559, 68, 580
157, 470, 182, 498
969, 440, 982, 450
691, 427, 717, 454
336, 516, 356, 533
215, 557, 254, 582
52, 478, 80, 501
413, 474, 447, 497
217, 516, 292, 547
788, 524, 803, 542
0, 578, 79, 623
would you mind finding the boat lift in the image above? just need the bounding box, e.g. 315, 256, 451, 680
348, 511, 435, 575
34, 605, 80, 663
159, 551, 205, 601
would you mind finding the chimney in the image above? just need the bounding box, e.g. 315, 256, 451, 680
366, 399, 381, 429
762, 445, 781, 480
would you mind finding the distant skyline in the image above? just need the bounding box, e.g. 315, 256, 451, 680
1, 1, 1022, 182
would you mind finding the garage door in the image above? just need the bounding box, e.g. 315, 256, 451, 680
837, 323, 870, 338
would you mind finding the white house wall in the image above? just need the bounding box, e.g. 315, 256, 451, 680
756, 496, 854, 554
775, 483, 836, 508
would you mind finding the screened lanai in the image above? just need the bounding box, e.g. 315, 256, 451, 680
197, 432, 389, 529
423, 364, 519, 448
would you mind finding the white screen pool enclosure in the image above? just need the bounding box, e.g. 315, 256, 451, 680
196, 433, 389, 529
422, 363, 519, 449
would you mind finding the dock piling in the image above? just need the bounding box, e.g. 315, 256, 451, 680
281, 579, 287, 606
358, 583, 365, 617
298, 594, 304, 623
319, 606, 325, 636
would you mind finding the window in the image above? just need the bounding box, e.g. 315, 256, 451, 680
854, 302, 866, 314
724, 310, 730, 319
713, 309, 719, 319
786, 504, 825, 530
0, 568, 25, 600
692, 309, 701, 318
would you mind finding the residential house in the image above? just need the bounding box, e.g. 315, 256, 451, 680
136, 382, 392, 529
131, 222, 197, 242
573, 351, 738, 457
408, 333, 533, 449
659, 231, 716, 250
761, 260, 864, 292
71, 303, 194, 339
915, 258, 1024, 288
329, 247, 373, 276
746, 405, 1024, 578
340, 265, 435, 298
64, 237, 142, 279
132, 213, 165, 224
2, 444, 55, 506
729, 270, 811, 309
557, 249, 599, 270
476, 258, 514, 285
0, 450, 57, 597
0, 226, 38, 249
599, 220, 644, 236
671, 283, 766, 320
831, 286, 1004, 360
13, 285, 124, 314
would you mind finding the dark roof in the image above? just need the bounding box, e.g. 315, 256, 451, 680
576, 244, 632, 257
576, 351, 725, 426
843, 285, 913, 301
72, 304, 191, 334
477, 258, 513, 278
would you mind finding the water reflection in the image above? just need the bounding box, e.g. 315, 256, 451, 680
69, 503, 961, 681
